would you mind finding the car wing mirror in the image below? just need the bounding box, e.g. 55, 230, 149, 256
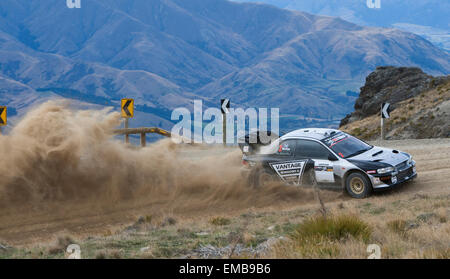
328, 154, 339, 161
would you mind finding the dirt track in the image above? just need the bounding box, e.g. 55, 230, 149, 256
369, 139, 450, 196
0, 138, 449, 246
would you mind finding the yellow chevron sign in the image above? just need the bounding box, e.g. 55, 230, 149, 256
0, 106, 6, 126
121, 99, 134, 118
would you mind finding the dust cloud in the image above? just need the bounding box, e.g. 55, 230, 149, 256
0, 101, 338, 217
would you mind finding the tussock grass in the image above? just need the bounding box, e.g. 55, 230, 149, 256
48, 235, 76, 255
437, 208, 448, 223
270, 215, 371, 258
387, 219, 408, 236
95, 249, 122, 259
210, 217, 231, 226
422, 248, 450, 259
292, 215, 372, 243
162, 217, 177, 226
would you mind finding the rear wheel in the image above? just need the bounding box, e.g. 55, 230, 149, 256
345, 172, 372, 199
250, 168, 279, 188
301, 168, 317, 187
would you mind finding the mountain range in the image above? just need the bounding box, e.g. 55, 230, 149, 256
0, 0, 449, 132
233, 0, 450, 51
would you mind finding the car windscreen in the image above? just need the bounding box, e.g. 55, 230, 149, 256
321, 133, 372, 158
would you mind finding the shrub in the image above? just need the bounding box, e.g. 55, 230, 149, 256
95, 249, 122, 259
387, 219, 407, 235
162, 217, 177, 226
370, 207, 386, 215
276, 215, 371, 258
210, 217, 231, 226
292, 215, 371, 243
422, 248, 450, 259
352, 128, 362, 136
48, 236, 76, 255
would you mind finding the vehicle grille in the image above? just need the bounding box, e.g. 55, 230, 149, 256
396, 161, 408, 171
397, 167, 414, 182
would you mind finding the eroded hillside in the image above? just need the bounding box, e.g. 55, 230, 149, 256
340, 67, 450, 140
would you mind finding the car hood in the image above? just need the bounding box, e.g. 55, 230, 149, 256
349, 146, 409, 167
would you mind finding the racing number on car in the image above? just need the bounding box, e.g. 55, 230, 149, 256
278, 143, 291, 154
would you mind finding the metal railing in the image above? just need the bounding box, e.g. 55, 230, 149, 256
114, 127, 171, 147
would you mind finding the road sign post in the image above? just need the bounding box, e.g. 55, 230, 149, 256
141, 132, 146, 147
125, 118, 129, 143
221, 99, 230, 146
381, 103, 390, 140
121, 99, 134, 144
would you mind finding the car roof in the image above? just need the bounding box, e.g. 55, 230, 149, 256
281, 128, 342, 140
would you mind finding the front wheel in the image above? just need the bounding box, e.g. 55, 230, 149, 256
345, 172, 372, 199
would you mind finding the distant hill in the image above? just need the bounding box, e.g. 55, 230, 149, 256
340, 66, 450, 139
233, 0, 450, 51
0, 0, 449, 130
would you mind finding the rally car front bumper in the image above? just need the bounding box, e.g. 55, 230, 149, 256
370, 162, 417, 190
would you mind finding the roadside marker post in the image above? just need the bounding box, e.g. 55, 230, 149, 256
125, 118, 129, 143
381, 103, 390, 140
141, 131, 146, 147
221, 99, 230, 146
121, 99, 134, 144
0, 106, 7, 135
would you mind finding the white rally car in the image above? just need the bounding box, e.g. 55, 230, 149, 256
240, 128, 417, 198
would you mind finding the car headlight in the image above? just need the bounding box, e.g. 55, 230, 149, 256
407, 156, 413, 165
377, 167, 395, 174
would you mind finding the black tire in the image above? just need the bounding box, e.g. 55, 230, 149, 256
301, 168, 317, 187
345, 172, 372, 199
250, 168, 279, 188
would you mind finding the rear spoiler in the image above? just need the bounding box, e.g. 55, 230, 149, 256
238, 131, 279, 155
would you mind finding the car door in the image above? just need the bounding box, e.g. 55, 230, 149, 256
266, 139, 307, 184
293, 139, 337, 183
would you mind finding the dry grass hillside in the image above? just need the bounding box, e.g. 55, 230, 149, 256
341, 79, 450, 140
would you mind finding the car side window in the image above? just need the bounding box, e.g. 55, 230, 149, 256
295, 140, 331, 160
277, 139, 296, 156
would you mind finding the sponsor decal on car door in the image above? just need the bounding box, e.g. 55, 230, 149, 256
269, 160, 307, 185
313, 160, 335, 183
